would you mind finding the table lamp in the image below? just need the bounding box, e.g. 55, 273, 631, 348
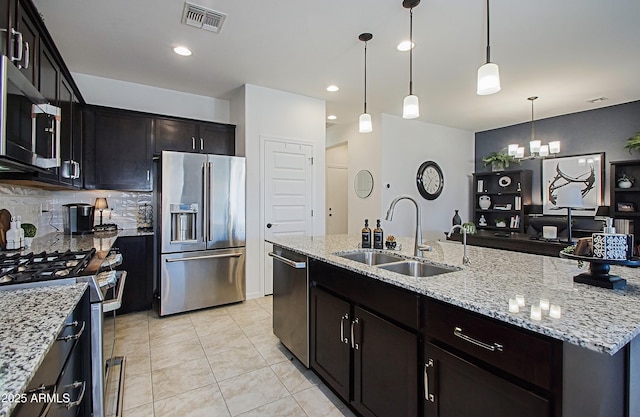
595, 205, 614, 233
552, 187, 593, 244
95, 198, 108, 226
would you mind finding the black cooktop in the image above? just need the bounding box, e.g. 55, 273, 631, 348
0, 249, 96, 285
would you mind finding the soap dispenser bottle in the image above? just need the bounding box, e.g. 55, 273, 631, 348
361, 219, 372, 248
373, 219, 384, 249
6, 217, 19, 250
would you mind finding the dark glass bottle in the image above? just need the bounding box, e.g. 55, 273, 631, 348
373, 219, 384, 249
452, 210, 462, 226
361, 219, 372, 248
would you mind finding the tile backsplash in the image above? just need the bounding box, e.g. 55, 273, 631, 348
0, 184, 152, 236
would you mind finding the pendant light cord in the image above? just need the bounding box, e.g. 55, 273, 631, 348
364, 39, 368, 114
409, 7, 414, 95
530, 97, 537, 142
485, 0, 491, 64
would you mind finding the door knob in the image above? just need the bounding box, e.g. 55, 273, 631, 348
266, 223, 273, 228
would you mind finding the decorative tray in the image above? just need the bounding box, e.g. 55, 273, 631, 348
559, 252, 640, 267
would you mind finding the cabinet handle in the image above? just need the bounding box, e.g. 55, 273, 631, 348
20, 41, 29, 69
10, 28, 23, 62
200, 137, 204, 151
62, 381, 86, 410
424, 359, 435, 402
351, 317, 360, 350
57, 320, 86, 342
268, 252, 306, 269
340, 313, 349, 344
147, 169, 151, 182
453, 326, 503, 352
192, 137, 196, 150
73, 161, 81, 179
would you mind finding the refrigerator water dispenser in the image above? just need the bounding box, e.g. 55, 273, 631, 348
170, 203, 198, 243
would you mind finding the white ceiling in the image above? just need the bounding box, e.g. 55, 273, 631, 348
32, 0, 640, 133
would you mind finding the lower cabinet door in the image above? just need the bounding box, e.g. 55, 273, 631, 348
310, 286, 351, 400
424, 342, 550, 417
353, 306, 418, 417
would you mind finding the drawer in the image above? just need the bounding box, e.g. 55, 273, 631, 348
424, 300, 559, 390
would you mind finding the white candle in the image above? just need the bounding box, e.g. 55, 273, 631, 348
539, 299, 550, 311
509, 299, 520, 313
549, 305, 562, 319
516, 294, 525, 307
531, 305, 542, 321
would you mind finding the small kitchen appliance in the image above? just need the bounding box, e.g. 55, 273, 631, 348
63, 203, 95, 234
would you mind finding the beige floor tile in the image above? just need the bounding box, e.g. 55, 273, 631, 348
151, 338, 205, 370
149, 321, 198, 348
222, 299, 261, 313
152, 357, 216, 401
116, 324, 151, 345
271, 359, 320, 394
237, 396, 307, 417
117, 311, 150, 328
122, 402, 155, 417
238, 315, 273, 339
207, 345, 269, 381
148, 312, 193, 331
254, 296, 273, 312
231, 307, 271, 328
125, 355, 152, 378
123, 372, 153, 411
253, 339, 294, 365
192, 314, 240, 338
114, 338, 150, 357
218, 367, 289, 416
154, 384, 230, 417
293, 385, 350, 417
200, 327, 251, 355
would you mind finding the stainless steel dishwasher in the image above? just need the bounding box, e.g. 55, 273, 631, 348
269, 246, 309, 367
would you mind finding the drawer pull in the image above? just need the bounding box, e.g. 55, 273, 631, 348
340, 313, 349, 344
453, 326, 503, 352
57, 321, 86, 342
424, 359, 435, 402
62, 381, 86, 409
351, 318, 360, 350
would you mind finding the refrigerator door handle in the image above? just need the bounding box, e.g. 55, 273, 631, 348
165, 252, 243, 262
201, 162, 207, 243
207, 161, 213, 244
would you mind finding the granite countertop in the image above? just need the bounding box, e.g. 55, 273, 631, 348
0, 283, 88, 417
268, 234, 640, 356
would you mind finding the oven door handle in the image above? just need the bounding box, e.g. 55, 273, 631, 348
103, 271, 127, 313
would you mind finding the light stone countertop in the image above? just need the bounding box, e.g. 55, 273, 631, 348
267, 234, 640, 356
0, 283, 88, 417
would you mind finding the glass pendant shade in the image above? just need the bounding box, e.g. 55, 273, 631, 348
508, 144, 519, 156
359, 113, 373, 133
529, 140, 541, 154
476, 62, 501, 95
402, 94, 420, 119
516, 147, 525, 159
539, 145, 550, 157
549, 141, 561, 154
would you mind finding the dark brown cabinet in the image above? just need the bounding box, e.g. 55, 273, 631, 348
310, 260, 419, 417
155, 117, 235, 155
609, 160, 640, 248
85, 106, 153, 191
473, 170, 532, 233
14, 0, 38, 83
115, 235, 154, 314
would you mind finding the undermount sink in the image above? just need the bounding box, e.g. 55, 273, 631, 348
378, 261, 458, 278
337, 251, 405, 266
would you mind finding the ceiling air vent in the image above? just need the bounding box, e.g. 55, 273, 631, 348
182, 2, 227, 33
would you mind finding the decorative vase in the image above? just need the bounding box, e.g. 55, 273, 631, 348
491, 161, 505, 172
452, 210, 462, 226
478, 195, 491, 210
495, 220, 506, 228
618, 179, 633, 189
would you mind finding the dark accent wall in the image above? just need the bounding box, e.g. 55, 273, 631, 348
475, 100, 640, 204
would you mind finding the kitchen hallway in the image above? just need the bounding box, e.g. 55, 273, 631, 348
112, 296, 356, 417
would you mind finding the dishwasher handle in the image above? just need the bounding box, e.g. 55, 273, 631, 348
268, 252, 306, 269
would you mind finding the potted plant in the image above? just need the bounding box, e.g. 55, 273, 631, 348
20, 223, 37, 247
617, 173, 635, 189
482, 149, 518, 172
624, 132, 640, 153
494, 218, 507, 228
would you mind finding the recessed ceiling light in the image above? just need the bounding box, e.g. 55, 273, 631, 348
327, 115, 337, 120
173, 46, 192, 56
326, 85, 339, 92
397, 40, 414, 51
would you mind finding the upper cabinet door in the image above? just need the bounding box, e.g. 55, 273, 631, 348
154, 118, 198, 153
15, 1, 38, 84
199, 122, 235, 155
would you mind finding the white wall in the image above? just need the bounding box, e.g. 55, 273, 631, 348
380, 113, 475, 241
232, 84, 326, 299
72, 73, 231, 123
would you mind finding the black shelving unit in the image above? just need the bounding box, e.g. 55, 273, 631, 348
609, 160, 640, 248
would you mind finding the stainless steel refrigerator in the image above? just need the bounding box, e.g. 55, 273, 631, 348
159, 151, 246, 316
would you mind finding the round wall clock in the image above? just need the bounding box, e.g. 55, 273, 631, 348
416, 161, 444, 200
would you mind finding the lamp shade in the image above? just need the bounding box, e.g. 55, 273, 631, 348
95, 197, 108, 210
402, 94, 419, 119
476, 62, 501, 95
359, 113, 372, 133
595, 205, 610, 217
555, 186, 584, 208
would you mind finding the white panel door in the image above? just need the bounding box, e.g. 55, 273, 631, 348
326, 166, 348, 234
263, 139, 313, 295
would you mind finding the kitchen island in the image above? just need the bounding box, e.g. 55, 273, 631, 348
268, 234, 640, 417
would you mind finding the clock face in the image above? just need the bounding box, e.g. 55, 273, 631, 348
417, 161, 444, 200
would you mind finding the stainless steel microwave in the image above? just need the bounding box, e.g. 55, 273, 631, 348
0, 55, 61, 172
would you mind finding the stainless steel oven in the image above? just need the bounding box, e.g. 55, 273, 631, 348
0, 55, 61, 172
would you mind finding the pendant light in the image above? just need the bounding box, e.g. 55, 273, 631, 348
508, 96, 561, 160
358, 33, 373, 133
476, 0, 501, 95
402, 0, 420, 119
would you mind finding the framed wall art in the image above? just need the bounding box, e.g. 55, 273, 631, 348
542, 153, 604, 215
